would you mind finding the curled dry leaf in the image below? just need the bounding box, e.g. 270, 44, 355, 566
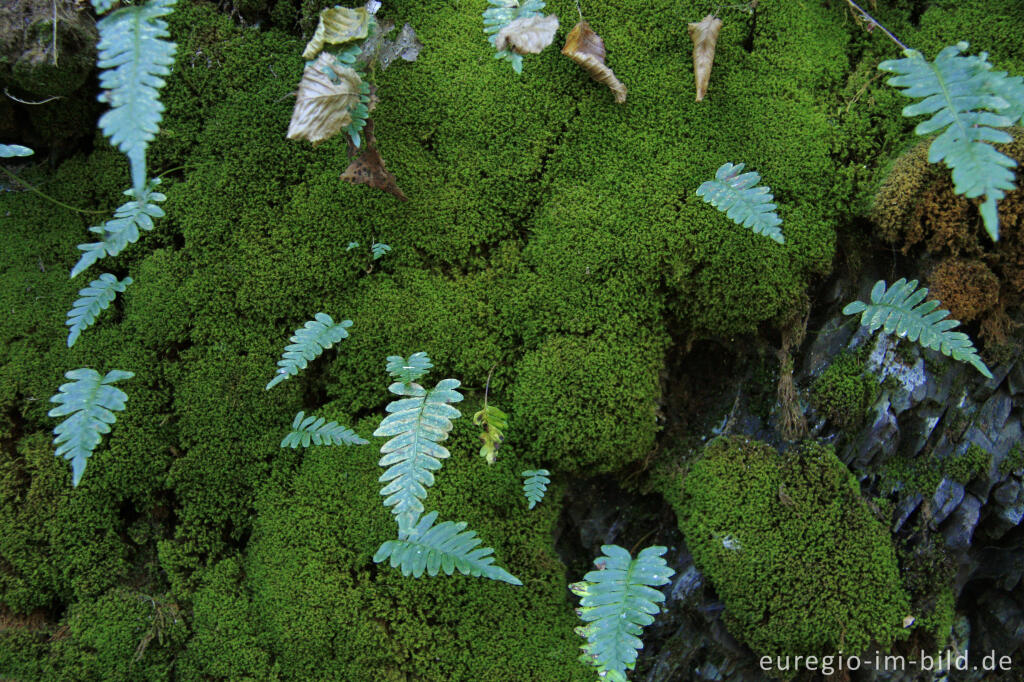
495, 14, 559, 55
287, 52, 363, 145
357, 20, 423, 71
341, 120, 408, 200
688, 14, 722, 102
302, 6, 372, 61
561, 21, 626, 104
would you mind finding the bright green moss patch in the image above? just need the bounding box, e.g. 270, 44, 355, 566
882, 443, 991, 496
673, 437, 909, 662
810, 350, 879, 429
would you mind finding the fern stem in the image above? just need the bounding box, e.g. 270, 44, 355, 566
844, 0, 908, 52
0, 167, 109, 215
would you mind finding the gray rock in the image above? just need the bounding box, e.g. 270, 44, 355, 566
892, 493, 923, 532
899, 402, 947, 460
993, 479, 1021, 507
975, 391, 1012, 443
802, 315, 854, 379
931, 479, 965, 527
1007, 360, 1024, 395
848, 400, 899, 468
941, 494, 982, 549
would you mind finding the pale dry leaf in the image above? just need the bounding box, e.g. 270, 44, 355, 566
495, 14, 559, 55
561, 21, 627, 104
302, 6, 372, 61
357, 21, 423, 71
688, 14, 722, 102
341, 120, 408, 200
287, 53, 363, 145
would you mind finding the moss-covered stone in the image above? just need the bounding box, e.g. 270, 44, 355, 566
669, 437, 910, 663
810, 350, 879, 430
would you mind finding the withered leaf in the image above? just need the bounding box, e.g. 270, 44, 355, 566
561, 21, 627, 104
302, 6, 372, 61
495, 15, 559, 55
288, 53, 363, 145
357, 21, 423, 71
688, 14, 722, 102
341, 120, 408, 201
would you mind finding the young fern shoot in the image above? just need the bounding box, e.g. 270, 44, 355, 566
521, 469, 550, 509
696, 162, 784, 244
843, 278, 992, 378
266, 313, 352, 389
280, 411, 367, 448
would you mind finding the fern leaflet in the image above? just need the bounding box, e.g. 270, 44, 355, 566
843, 278, 992, 378
879, 43, 1024, 242
48, 368, 134, 486
482, 0, 546, 74
571, 545, 675, 682
473, 403, 508, 464
66, 273, 132, 347
371, 241, 391, 260
0, 144, 33, 157
373, 510, 522, 585
266, 313, 352, 389
280, 410, 368, 448
386, 351, 433, 384
521, 469, 549, 509
374, 376, 463, 532
96, 0, 177, 195
696, 162, 784, 244
71, 180, 166, 278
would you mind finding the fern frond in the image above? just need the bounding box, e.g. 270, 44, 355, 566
473, 403, 508, 464
91, 0, 118, 14
96, 0, 177, 195
521, 469, 549, 509
371, 241, 391, 260
385, 351, 433, 384
280, 410, 368, 448
571, 545, 675, 682
696, 162, 784, 244
482, 0, 546, 74
266, 313, 352, 389
373, 377, 463, 532
48, 368, 134, 486
879, 43, 1023, 242
843, 278, 992, 378
373, 511, 522, 585
66, 273, 132, 348
0, 144, 33, 157
71, 180, 166, 278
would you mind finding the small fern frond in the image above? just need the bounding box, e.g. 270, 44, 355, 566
280, 410, 368, 448
66, 273, 132, 348
96, 0, 177, 195
696, 162, 784, 244
385, 351, 433, 384
843, 278, 992, 378
521, 469, 549, 509
0, 144, 33, 157
482, 0, 546, 74
571, 545, 675, 682
371, 241, 391, 260
48, 368, 134, 486
373, 377, 463, 532
266, 313, 352, 389
373, 511, 522, 585
71, 180, 166, 278
473, 403, 508, 464
879, 43, 1024, 241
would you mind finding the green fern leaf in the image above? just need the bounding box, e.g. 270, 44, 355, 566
571, 545, 675, 682
385, 351, 433, 384
842, 278, 992, 378
373, 510, 522, 585
879, 43, 1023, 242
482, 0, 545, 73
696, 162, 784, 244
0, 144, 33, 157
96, 0, 177, 195
370, 241, 391, 260
71, 180, 166, 278
48, 368, 134, 486
473, 403, 508, 464
280, 410, 368, 448
266, 313, 352, 389
521, 469, 549, 509
373, 377, 463, 532
66, 273, 132, 347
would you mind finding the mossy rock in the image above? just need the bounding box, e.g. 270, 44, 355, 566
810, 350, 879, 430
671, 437, 910, 664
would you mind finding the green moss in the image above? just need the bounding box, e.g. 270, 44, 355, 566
810, 351, 879, 429
999, 442, 1024, 476
883, 443, 991, 496
670, 437, 910, 663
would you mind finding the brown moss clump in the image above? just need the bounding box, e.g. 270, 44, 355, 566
928, 258, 999, 322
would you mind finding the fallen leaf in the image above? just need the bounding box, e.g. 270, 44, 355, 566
302, 6, 372, 61
341, 120, 408, 200
495, 15, 559, 55
561, 21, 627, 104
357, 21, 423, 71
288, 53, 363, 145
688, 14, 722, 102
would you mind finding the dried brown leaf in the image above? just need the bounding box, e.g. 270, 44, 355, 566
302, 6, 372, 61
287, 53, 363, 145
561, 21, 626, 104
495, 15, 559, 55
341, 120, 408, 201
688, 14, 722, 102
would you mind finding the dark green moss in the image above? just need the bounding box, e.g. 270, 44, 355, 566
810, 351, 880, 429
882, 443, 991, 496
